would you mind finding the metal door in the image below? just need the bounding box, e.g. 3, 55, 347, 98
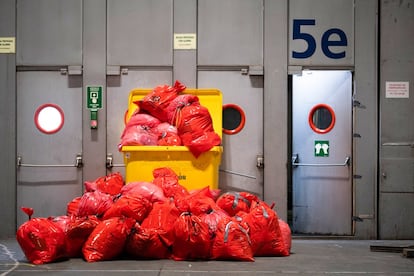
198, 72, 264, 197
106, 71, 173, 174
16, 71, 83, 226
106, 0, 173, 174
16, 0, 83, 227
198, 0, 264, 198
292, 70, 352, 235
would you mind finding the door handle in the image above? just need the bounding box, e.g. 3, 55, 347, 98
292, 154, 350, 167
17, 154, 83, 168
106, 153, 125, 169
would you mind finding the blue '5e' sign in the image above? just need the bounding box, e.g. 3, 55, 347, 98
292, 19, 348, 59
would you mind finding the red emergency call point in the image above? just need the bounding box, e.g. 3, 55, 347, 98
90, 110, 98, 129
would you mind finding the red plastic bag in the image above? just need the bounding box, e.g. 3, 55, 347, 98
181, 131, 221, 158
50, 215, 100, 258
125, 223, 171, 259
166, 94, 199, 124
77, 191, 113, 218
137, 80, 186, 122
242, 201, 289, 257
190, 186, 221, 201
84, 172, 124, 196
122, 113, 161, 138
199, 208, 230, 238
175, 189, 218, 215
141, 201, 180, 246
210, 216, 254, 261
157, 131, 182, 146
172, 212, 211, 261
175, 104, 215, 138
216, 192, 258, 217
119, 125, 159, 149
152, 167, 189, 199
82, 217, 135, 262
278, 219, 292, 254
121, 181, 166, 203
103, 194, 152, 223
155, 123, 181, 146
66, 197, 81, 216
16, 217, 67, 264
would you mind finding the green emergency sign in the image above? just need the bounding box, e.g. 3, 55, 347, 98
87, 86, 102, 109
315, 140, 329, 157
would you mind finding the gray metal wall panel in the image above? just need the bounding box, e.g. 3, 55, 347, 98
0, 0, 16, 238
353, 0, 378, 238
107, 0, 173, 66
379, 0, 414, 239
82, 0, 107, 182
379, 193, 414, 239
289, 0, 354, 67
198, 0, 263, 66
16, 0, 82, 65
263, 0, 288, 219
173, 0, 197, 87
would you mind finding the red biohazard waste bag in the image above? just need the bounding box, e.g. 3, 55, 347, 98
166, 94, 200, 124
155, 122, 182, 146
181, 131, 222, 158
82, 217, 135, 262
154, 123, 181, 146
122, 113, 161, 138
242, 201, 289, 257
84, 172, 124, 196
66, 196, 81, 216
137, 80, 186, 122
125, 223, 171, 259
120, 181, 167, 203
50, 215, 100, 258
216, 192, 259, 217
175, 188, 218, 215
171, 212, 211, 261
103, 194, 152, 223
77, 191, 113, 218
278, 219, 292, 254
157, 131, 182, 146
118, 125, 159, 149
210, 216, 254, 262
199, 208, 230, 238
16, 214, 67, 265
190, 186, 221, 201
141, 200, 180, 246
152, 167, 189, 199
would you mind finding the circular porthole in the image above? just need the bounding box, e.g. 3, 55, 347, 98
222, 104, 246, 135
34, 103, 65, 134
308, 104, 336, 134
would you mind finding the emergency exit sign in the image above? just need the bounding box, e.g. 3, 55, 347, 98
87, 86, 102, 109
315, 140, 329, 157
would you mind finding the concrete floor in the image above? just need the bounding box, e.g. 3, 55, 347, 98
1, 238, 413, 275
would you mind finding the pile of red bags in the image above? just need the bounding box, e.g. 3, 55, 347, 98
16, 169, 291, 265
119, 81, 222, 158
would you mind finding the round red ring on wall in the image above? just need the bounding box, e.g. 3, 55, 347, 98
222, 103, 246, 135
34, 103, 65, 134
308, 103, 336, 134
